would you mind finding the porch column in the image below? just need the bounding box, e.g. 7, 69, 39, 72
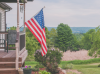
16, 0, 19, 70
24, 2, 25, 32
17, 0, 19, 32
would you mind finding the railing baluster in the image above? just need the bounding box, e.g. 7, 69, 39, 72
1, 34, 3, 47
0, 32, 8, 49
19, 32, 25, 51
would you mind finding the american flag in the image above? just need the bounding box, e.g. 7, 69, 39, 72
25, 8, 47, 56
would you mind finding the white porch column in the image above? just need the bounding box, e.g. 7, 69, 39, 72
16, 0, 19, 70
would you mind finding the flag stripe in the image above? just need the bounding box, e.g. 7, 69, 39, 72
25, 22, 41, 43
32, 18, 42, 31
30, 19, 42, 37
28, 20, 42, 44
30, 18, 46, 46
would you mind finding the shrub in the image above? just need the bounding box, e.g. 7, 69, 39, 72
32, 67, 39, 72
61, 64, 67, 69
66, 64, 73, 69
61, 63, 73, 69
39, 70, 51, 74
98, 64, 100, 67
34, 48, 62, 74
35, 64, 45, 68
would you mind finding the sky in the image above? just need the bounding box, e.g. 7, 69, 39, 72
6, 0, 100, 27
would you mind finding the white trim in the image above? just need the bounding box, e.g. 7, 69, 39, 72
19, 47, 25, 55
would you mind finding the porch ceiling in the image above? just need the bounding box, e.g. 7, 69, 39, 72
0, 0, 33, 3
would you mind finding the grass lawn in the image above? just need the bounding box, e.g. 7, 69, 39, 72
25, 61, 100, 74
73, 64, 100, 74
25, 61, 39, 68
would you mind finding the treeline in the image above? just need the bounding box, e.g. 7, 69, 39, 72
25, 23, 100, 58
46, 23, 100, 57
10, 24, 100, 59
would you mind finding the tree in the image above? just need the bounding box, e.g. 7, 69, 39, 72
70, 35, 80, 51
7, 26, 16, 31
79, 29, 95, 50
26, 28, 41, 60
74, 33, 83, 42
56, 23, 77, 52
8, 26, 16, 30
45, 27, 52, 48
49, 28, 57, 47
88, 26, 100, 57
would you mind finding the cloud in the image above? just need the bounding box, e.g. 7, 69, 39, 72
6, 0, 100, 27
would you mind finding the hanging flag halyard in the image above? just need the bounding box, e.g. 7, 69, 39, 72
25, 8, 47, 56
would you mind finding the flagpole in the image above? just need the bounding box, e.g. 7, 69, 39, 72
30, 6, 46, 19
43, 6, 45, 9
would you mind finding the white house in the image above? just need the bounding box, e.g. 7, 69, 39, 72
0, 2, 12, 31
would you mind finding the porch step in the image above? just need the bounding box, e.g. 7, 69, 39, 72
0, 58, 22, 62
0, 63, 22, 68
0, 62, 22, 64
0, 68, 19, 74
0, 68, 16, 71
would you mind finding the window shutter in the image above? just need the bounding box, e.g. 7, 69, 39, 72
0, 13, 1, 31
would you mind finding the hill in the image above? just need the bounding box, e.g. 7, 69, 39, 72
47, 27, 96, 33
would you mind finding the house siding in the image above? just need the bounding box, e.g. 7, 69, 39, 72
0, 7, 5, 31
0, 7, 5, 47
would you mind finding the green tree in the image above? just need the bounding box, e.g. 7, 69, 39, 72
45, 27, 51, 48
74, 33, 84, 42
79, 29, 95, 50
26, 28, 41, 60
56, 23, 78, 52
49, 28, 57, 47
89, 26, 100, 57
8, 26, 16, 30
70, 35, 79, 51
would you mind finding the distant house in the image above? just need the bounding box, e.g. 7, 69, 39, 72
0, 2, 12, 31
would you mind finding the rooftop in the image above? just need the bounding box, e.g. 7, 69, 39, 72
0, 2, 12, 10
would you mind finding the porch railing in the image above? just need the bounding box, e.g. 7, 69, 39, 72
19, 32, 26, 55
0, 31, 26, 52
19, 32, 25, 51
0, 32, 8, 49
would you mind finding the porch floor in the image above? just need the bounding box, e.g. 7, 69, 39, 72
0, 50, 16, 58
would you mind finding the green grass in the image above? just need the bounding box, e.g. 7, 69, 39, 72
25, 59, 100, 74
73, 64, 100, 74
25, 61, 39, 68
61, 58, 100, 64
25, 58, 100, 66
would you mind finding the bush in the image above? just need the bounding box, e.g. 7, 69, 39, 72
32, 67, 39, 72
98, 64, 100, 67
34, 48, 62, 74
61, 64, 67, 69
61, 63, 73, 69
39, 70, 51, 74
35, 64, 45, 68
66, 64, 73, 69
